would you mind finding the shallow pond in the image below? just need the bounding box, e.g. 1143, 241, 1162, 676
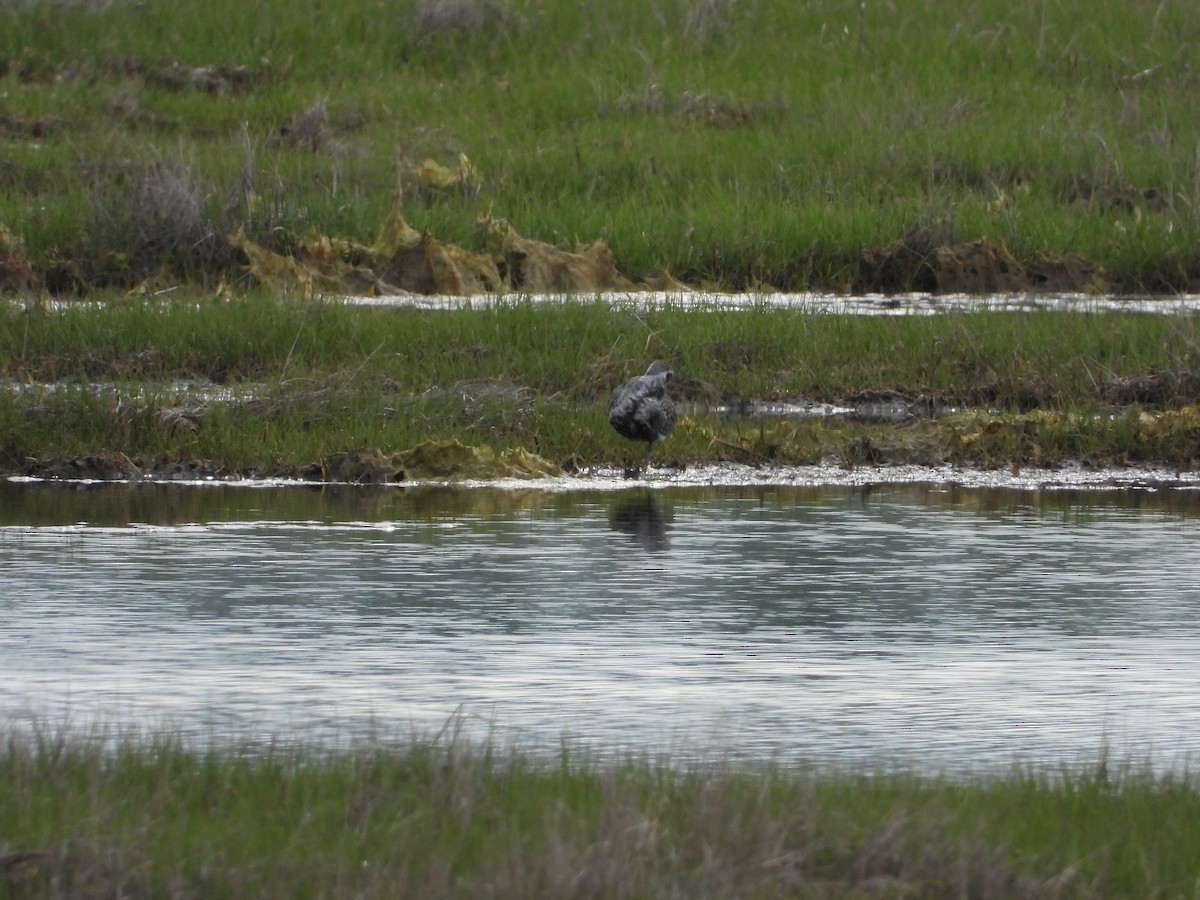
4, 475, 1200, 773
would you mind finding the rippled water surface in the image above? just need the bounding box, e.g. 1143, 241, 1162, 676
4, 479, 1200, 772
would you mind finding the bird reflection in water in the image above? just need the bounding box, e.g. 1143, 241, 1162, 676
608, 491, 672, 552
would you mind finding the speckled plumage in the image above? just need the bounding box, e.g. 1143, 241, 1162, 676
608, 360, 677, 464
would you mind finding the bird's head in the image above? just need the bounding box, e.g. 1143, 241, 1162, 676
645, 360, 674, 382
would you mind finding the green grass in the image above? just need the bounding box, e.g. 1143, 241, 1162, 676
2, 0, 1200, 293
7, 294, 1200, 396
4, 295, 1200, 475
2, 725, 1199, 898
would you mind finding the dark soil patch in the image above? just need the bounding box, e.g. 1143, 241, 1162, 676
859, 227, 1107, 294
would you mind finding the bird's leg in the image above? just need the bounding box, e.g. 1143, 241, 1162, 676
645, 440, 655, 470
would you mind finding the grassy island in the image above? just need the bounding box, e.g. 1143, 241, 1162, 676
6, 296, 1200, 477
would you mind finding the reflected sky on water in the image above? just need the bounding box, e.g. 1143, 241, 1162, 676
3, 479, 1200, 772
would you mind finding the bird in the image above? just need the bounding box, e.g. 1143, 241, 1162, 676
608, 360, 677, 469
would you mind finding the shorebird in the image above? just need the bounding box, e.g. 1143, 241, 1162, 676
608, 360, 677, 469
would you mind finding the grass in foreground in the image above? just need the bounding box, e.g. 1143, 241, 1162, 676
4, 294, 1200, 475
1, 0, 1199, 293
2, 727, 1199, 898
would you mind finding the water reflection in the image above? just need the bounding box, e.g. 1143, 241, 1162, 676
3, 479, 1200, 772
608, 491, 672, 552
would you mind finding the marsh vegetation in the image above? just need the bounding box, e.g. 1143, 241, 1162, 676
5, 5, 1200, 892
4, 727, 1200, 898
5, 296, 1200, 476
1, 0, 1199, 293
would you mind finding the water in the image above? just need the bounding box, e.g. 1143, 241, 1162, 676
344, 290, 1200, 315
4, 477, 1200, 773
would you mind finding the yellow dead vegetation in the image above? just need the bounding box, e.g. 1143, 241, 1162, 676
0, 223, 37, 292
401, 153, 481, 194
481, 215, 635, 293
231, 201, 645, 297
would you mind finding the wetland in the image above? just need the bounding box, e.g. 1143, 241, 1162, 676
6, 0, 1200, 893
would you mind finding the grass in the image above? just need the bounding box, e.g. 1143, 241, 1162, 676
4, 294, 1200, 475
1, 0, 1199, 293
2, 724, 1199, 898
5, 0, 1200, 469
6, 294, 1199, 397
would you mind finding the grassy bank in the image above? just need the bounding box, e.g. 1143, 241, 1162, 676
5, 295, 1200, 476
2, 727, 1198, 898
1, 0, 1199, 293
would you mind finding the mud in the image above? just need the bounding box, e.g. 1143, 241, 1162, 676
17, 440, 561, 485
858, 225, 1107, 295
